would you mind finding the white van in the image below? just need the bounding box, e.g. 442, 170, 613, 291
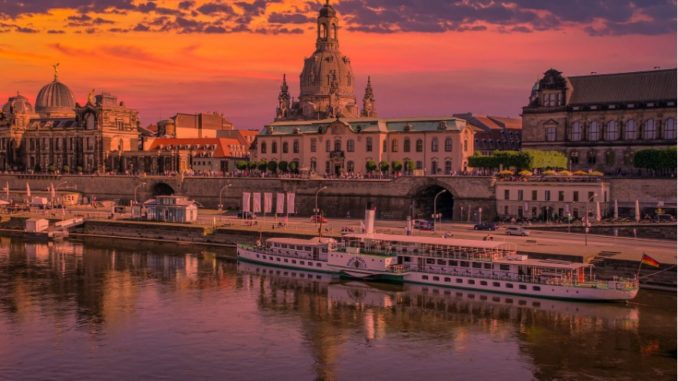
505, 226, 529, 236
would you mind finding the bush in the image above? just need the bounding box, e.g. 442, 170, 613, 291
278, 161, 288, 173
379, 160, 389, 173
257, 160, 268, 172
365, 160, 377, 173
63, 165, 70, 173
288, 161, 299, 173
267, 161, 277, 173
391, 160, 403, 173
76, 165, 83, 173
404, 159, 415, 173
633, 147, 677, 175
468, 150, 567, 170
248, 161, 258, 170
236, 161, 248, 171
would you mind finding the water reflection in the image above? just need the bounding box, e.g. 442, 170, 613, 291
0, 237, 675, 381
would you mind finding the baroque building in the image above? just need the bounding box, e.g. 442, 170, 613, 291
522, 68, 676, 174
0, 66, 139, 173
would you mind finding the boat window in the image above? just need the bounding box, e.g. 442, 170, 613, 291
316, 263, 321, 267
276, 258, 281, 261
460, 261, 469, 267
433, 276, 440, 281
296, 245, 303, 250
483, 263, 492, 269
322, 248, 328, 253
533, 286, 541, 291
284, 259, 288, 262
448, 260, 458, 266
444, 277, 451, 282
468, 279, 475, 285
426, 258, 435, 264
422, 275, 429, 280
304, 246, 311, 251
492, 296, 500, 302
456, 278, 463, 284
436, 259, 445, 265
518, 300, 527, 306
499, 264, 510, 271
493, 282, 500, 287
519, 285, 527, 290
300, 261, 305, 265
480, 281, 487, 286
505, 283, 513, 288
472, 262, 482, 268
480, 295, 487, 301
505, 298, 513, 304
292, 260, 296, 264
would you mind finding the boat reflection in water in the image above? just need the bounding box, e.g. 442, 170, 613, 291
238, 260, 640, 334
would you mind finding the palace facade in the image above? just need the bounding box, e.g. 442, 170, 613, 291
252, 1, 475, 175
522, 68, 676, 174
0, 68, 139, 173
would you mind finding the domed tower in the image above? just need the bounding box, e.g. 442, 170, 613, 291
35, 63, 76, 118
297, 0, 358, 120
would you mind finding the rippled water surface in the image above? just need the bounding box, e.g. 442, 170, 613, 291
0, 237, 675, 381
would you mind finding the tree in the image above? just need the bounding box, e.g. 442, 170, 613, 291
62, 165, 70, 173
257, 160, 268, 172
379, 160, 390, 173
391, 160, 403, 173
267, 160, 278, 173
248, 161, 258, 170
289, 161, 299, 173
634, 147, 677, 176
403, 159, 415, 173
365, 160, 377, 173
468, 150, 567, 170
278, 160, 288, 173
236, 161, 248, 171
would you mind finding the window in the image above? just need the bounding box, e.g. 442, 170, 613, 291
519, 285, 527, 290
464, 139, 468, 152
664, 118, 676, 139
456, 278, 463, 284
310, 158, 317, 172
545, 127, 556, 141
404, 138, 411, 152
416, 139, 423, 152
260, 142, 267, 154
588, 121, 601, 141
444, 137, 453, 152
334, 140, 341, 151
483, 263, 492, 269
531, 190, 537, 201
517, 190, 523, 201
347, 161, 354, 173
643, 119, 657, 139
468, 279, 475, 285
605, 121, 620, 140
624, 120, 637, 140
499, 264, 510, 271
587, 151, 597, 165
573, 191, 579, 202
325, 140, 331, 152
431, 138, 439, 152
383, 139, 387, 152
293, 140, 299, 154
533, 286, 541, 291
493, 282, 500, 287
459, 261, 469, 267
282, 142, 289, 153
480, 281, 488, 286
444, 160, 452, 174
416, 161, 422, 170
310, 139, 317, 153
391, 139, 398, 152
448, 260, 458, 266
366, 137, 373, 152
570, 122, 582, 141
558, 191, 564, 201
472, 262, 482, 268
444, 277, 451, 282
422, 275, 429, 280
432, 276, 440, 281
504, 189, 510, 200
505, 283, 514, 288
347, 139, 355, 152
431, 160, 438, 174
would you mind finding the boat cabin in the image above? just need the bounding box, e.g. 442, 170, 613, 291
264, 237, 336, 262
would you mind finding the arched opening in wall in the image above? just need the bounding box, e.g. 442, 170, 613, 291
152, 182, 175, 196
412, 185, 454, 220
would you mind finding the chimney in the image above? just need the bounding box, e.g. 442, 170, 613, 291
364, 202, 376, 234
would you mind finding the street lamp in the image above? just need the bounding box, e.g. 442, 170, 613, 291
584, 193, 596, 246
218, 183, 232, 211
134, 182, 147, 205
314, 186, 328, 220
432, 189, 447, 232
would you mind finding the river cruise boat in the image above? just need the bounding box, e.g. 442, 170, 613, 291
237, 236, 339, 273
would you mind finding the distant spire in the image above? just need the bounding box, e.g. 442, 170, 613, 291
276, 74, 291, 120
361, 76, 376, 117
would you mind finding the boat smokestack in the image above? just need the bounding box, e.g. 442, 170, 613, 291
364, 203, 376, 234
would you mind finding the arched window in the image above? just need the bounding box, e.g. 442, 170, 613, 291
624, 120, 637, 140
444, 137, 453, 152
383, 139, 387, 152
293, 140, 299, 154
320, 23, 327, 39
605, 121, 619, 141
416, 161, 422, 170
587, 121, 601, 141
332, 23, 337, 39
642, 119, 657, 139
431, 137, 439, 152
310, 139, 317, 153
431, 160, 438, 174
570, 122, 582, 141
271, 142, 277, 154
415, 139, 423, 152
664, 118, 676, 139
347, 139, 355, 152
325, 140, 331, 152
334, 139, 341, 151
282, 142, 289, 153
444, 160, 452, 174
403, 138, 411, 152
260, 141, 267, 154
310, 158, 317, 172
391, 139, 398, 152
366, 137, 373, 152
347, 160, 354, 173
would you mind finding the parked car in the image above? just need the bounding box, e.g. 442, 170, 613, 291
237, 211, 256, 219
505, 226, 529, 236
414, 219, 434, 230
473, 222, 497, 231
310, 215, 328, 223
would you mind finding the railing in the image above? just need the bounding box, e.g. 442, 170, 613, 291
238, 244, 321, 261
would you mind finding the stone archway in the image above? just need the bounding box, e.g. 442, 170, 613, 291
412, 184, 455, 220
152, 182, 175, 196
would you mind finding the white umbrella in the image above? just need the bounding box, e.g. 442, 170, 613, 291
635, 200, 641, 222
613, 200, 619, 219
595, 201, 601, 222
3, 182, 8, 201
25, 182, 31, 198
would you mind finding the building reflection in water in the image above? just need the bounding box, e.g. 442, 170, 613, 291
0, 237, 674, 381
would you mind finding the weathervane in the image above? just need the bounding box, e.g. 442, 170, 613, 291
52, 62, 60, 81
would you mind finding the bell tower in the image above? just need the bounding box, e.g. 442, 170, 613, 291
316, 0, 339, 52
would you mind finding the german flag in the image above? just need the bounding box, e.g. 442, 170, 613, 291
641, 254, 660, 268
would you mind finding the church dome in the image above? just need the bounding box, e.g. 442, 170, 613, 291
35, 78, 76, 116
2, 94, 34, 115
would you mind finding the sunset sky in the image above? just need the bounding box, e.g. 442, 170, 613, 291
0, 0, 675, 129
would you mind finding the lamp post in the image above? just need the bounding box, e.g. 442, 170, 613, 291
584, 193, 596, 247
314, 186, 328, 221
432, 189, 447, 232
134, 182, 147, 205
218, 183, 232, 211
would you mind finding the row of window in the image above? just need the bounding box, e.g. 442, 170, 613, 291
545, 118, 676, 142
255, 253, 323, 268
420, 274, 542, 291
502, 189, 607, 203
27, 137, 95, 152
260, 136, 464, 154
311, 158, 456, 174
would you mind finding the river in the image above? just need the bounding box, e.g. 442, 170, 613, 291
0, 237, 675, 381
